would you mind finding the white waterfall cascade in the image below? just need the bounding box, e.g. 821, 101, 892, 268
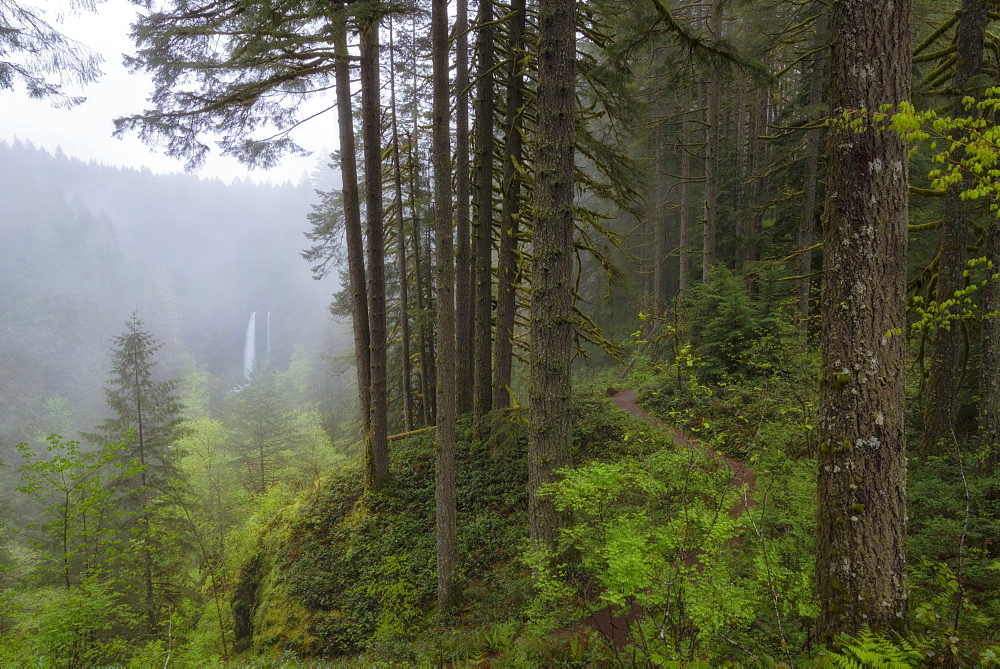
244, 311, 257, 379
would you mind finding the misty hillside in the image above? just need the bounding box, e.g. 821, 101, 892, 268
0, 140, 341, 438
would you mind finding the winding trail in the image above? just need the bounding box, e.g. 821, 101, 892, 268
566, 390, 757, 649
610, 389, 755, 516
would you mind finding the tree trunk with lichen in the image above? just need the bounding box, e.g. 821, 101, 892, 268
816, 0, 911, 641
528, 0, 574, 548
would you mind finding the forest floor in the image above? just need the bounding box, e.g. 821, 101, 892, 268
567, 389, 758, 648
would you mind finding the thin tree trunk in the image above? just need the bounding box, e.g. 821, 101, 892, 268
360, 19, 390, 490
797, 17, 827, 328
528, 0, 575, 548
432, 0, 458, 612
493, 0, 527, 411
980, 219, 1000, 471
388, 19, 414, 432
702, 1, 722, 283
408, 134, 432, 427
817, 0, 911, 641
678, 89, 692, 294
455, 0, 473, 416
473, 0, 496, 424
921, 0, 985, 454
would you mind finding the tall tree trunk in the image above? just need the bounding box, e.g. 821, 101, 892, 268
817, 0, 911, 641
473, 0, 496, 424
432, 0, 458, 612
797, 17, 828, 328
528, 0, 575, 548
980, 220, 1000, 471
388, 19, 414, 432
702, 1, 722, 283
493, 0, 527, 411
408, 134, 433, 428
921, 0, 985, 454
333, 10, 372, 462
360, 19, 390, 490
678, 89, 691, 294
454, 0, 474, 416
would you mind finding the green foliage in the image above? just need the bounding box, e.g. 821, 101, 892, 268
13, 578, 137, 667
13, 435, 134, 588
535, 446, 760, 663
687, 264, 802, 382
817, 627, 925, 668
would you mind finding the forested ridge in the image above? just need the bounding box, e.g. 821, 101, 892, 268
2, 0, 1000, 665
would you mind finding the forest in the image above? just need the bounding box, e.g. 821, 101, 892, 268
2, 0, 1000, 665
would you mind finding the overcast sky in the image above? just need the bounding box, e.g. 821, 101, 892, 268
2, 0, 335, 184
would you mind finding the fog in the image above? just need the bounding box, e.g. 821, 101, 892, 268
0, 139, 350, 445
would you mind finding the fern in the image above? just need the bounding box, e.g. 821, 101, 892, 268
819, 627, 925, 668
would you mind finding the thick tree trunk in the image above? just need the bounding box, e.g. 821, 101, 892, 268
360, 20, 390, 490
493, 0, 527, 411
432, 0, 458, 612
528, 0, 575, 548
817, 0, 911, 641
473, 0, 496, 424
455, 0, 473, 416
333, 11, 372, 453
388, 21, 413, 432
921, 0, 985, 454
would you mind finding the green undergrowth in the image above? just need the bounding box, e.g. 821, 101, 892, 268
632, 361, 1000, 664
229, 398, 667, 664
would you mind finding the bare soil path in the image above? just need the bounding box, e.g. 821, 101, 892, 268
562, 390, 758, 650
610, 389, 755, 516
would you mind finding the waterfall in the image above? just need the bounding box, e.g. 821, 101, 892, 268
266, 311, 271, 355
244, 311, 257, 379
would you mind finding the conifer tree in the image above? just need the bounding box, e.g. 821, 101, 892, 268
83, 313, 185, 633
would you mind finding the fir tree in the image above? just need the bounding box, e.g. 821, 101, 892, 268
82, 313, 185, 634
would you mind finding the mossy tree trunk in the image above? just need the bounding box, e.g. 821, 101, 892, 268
528, 0, 575, 547
472, 0, 496, 426
332, 10, 371, 448
493, 0, 527, 411
817, 0, 911, 641
360, 18, 390, 491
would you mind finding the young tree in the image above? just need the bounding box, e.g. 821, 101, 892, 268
82, 313, 185, 633
816, 0, 911, 640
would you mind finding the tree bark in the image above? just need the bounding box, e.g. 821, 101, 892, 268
455, 0, 474, 416
797, 11, 828, 328
360, 19, 390, 490
528, 0, 575, 548
432, 0, 459, 612
817, 0, 911, 641
388, 19, 414, 433
679, 89, 691, 294
333, 9, 372, 459
473, 0, 496, 424
702, 0, 722, 283
493, 0, 527, 411
980, 220, 1000, 471
921, 0, 985, 454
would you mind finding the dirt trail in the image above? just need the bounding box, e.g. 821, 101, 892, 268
558, 390, 758, 650
610, 389, 755, 516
